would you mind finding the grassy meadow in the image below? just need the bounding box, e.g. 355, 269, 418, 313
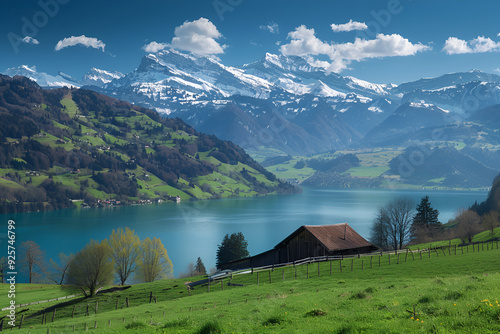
2, 242, 500, 333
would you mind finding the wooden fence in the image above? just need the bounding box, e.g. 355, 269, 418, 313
2, 240, 498, 331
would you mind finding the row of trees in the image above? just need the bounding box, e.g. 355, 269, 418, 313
0, 228, 173, 297
370, 195, 499, 250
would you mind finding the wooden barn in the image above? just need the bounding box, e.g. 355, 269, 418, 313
220, 223, 378, 270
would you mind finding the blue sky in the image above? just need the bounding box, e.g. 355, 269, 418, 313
2, 0, 500, 84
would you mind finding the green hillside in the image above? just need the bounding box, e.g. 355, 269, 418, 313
2, 243, 499, 333
0, 75, 297, 213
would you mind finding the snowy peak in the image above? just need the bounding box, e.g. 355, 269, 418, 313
4, 65, 80, 88
82, 68, 124, 87
394, 70, 500, 94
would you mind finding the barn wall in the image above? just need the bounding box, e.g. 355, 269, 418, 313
282, 229, 328, 262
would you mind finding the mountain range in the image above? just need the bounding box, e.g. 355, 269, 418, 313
6, 51, 500, 157
5, 50, 500, 188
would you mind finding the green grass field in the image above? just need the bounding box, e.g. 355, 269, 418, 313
3, 242, 500, 333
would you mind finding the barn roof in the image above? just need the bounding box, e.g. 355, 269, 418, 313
275, 223, 374, 252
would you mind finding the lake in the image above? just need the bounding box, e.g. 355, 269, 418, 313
1, 188, 488, 280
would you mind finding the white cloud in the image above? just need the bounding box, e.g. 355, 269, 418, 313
55, 35, 105, 52
331, 20, 367, 33
170, 17, 225, 55
443, 36, 500, 55
280, 25, 333, 56
281, 25, 430, 73
142, 41, 169, 53
22, 36, 39, 45
260, 22, 279, 34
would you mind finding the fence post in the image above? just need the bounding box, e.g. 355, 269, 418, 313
318, 262, 320, 277
397, 253, 400, 264
73, 304, 76, 318
442, 248, 446, 257
340, 259, 342, 273
282, 269, 285, 281
221, 280, 223, 291
351, 258, 353, 272
388, 254, 391, 265
454, 244, 457, 255
19, 315, 24, 329
86, 304, 89, 316
149, 291, 153, 303
306, 263, 309, 279
361, 260, 364, 270
257, 272, 259, 285
126, 297, 129, 307
330, 260, 333, 275
379, 255, 381, 267
269, 271, 272, 284
52, 308, 56, 322
295, 264, 297, 279
95, 301, 98, 314
419, 251, 422, 260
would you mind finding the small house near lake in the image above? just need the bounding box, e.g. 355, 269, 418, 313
220, 223, 378, 270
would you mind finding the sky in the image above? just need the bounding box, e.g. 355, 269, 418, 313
2, 0, 500, 84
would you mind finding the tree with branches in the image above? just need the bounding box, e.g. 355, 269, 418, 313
0, 257, 7, 284
482, 211, 499, 235
370, 198, 414, 251
66, 240, 113, 297
137, 237, 173, 282
109, 227, 141, 285
195, 257, 207, 276
455, 209, 481, 244
411, 196, 442, 243
47, 252, 74, 285
20, 241, 45, 283
216, 232, 249, 269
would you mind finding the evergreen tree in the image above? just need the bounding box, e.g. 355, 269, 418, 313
413, 196, 440, 228
194, 257, 207, 275
411, 196, 442, 242
216, 232, 249, 269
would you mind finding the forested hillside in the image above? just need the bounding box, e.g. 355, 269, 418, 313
0, 75, 297, 213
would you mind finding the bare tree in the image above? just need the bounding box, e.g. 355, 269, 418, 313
66, 240, 113, 297
0, 257, 7, 284
370, 198, 414, 251
47, 252, 74, 285
455, 209, 481, 244
19, 241, 45, 283
482, 211, 499, 235
109, 227, 141, 285
370, 208, 390, 250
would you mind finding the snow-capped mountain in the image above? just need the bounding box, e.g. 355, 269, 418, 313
243, 53, 391, 99
106, 49, 273, 104
4, 51, 500, 155
4, 65, 80, 88
81, 68, 124, 87
392, 69, 500, 94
